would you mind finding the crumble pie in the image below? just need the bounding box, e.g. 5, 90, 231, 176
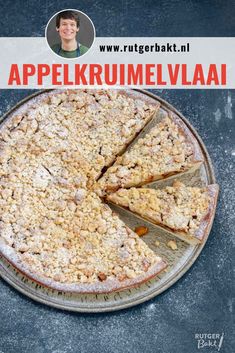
107, 181, 219, 244
97, 114, 203, 194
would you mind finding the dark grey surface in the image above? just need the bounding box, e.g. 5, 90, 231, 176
0, 1, 234, 353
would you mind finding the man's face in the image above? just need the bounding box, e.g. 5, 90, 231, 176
57, 18, 79, 40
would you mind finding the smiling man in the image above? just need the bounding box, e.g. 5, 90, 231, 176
51, 10, 89, 58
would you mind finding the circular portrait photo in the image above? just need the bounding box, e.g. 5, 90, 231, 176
46, 9, 95, 59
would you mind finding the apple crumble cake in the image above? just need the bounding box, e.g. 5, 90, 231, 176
0, 89, 218, 293
107, 181, 219, 244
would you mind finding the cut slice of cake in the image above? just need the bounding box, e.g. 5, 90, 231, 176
97, 114, 204, 194
107, 181, 219, 244
0, 184, 167, 293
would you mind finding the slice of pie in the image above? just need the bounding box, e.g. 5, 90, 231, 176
107, 181, 219, 244
97, 114, 204, 194
0, 188, 166, 293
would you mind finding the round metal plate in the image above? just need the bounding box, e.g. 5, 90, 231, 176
0, 89, 216, 312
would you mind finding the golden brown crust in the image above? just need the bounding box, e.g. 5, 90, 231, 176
0, 248, 167, 293
193, 184, 219, 242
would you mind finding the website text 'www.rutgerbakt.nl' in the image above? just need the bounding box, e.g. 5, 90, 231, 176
99, 42, 190, 54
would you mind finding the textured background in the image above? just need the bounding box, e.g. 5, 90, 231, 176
0, 1, 234, 353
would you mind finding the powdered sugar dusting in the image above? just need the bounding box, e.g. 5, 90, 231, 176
225, 91, 233, 120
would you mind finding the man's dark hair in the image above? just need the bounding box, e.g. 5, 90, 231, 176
56, 10, 80, 28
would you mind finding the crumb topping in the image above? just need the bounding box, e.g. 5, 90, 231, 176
0, 185, 161, 283
107, 181, 211, 237
98, 116, 200, 193
0, 89, 164, 288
